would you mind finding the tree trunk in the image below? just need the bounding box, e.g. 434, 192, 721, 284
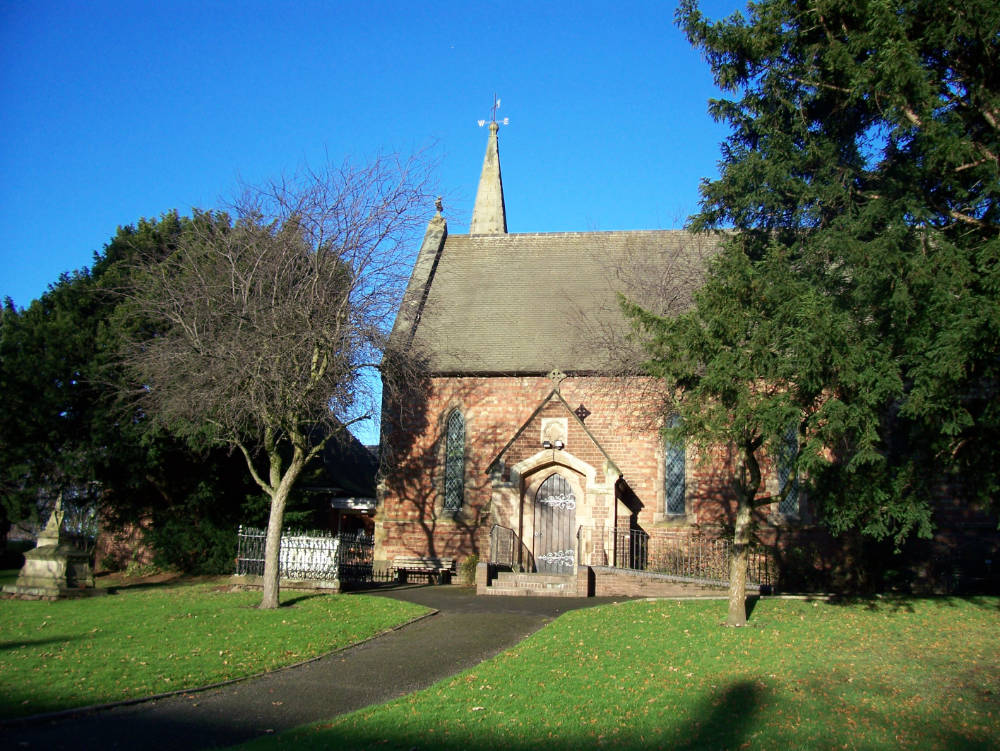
727, 440, 761, 627
259, 485, 289, 610
258, 444, 308, 610
726, 493, 752, 627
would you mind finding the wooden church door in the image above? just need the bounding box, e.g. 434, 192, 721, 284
533, 473, 576, 574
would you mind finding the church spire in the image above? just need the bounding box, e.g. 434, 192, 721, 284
470, 98, 508, 235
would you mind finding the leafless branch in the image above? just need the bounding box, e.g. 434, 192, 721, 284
117, 152, 437, 607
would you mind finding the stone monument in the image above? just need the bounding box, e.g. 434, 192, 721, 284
2, 496, 102, 600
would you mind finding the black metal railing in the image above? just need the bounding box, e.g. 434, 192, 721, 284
581, 526, 773, 587
235, 526, 379, 583
648, 533, 729, 582
611, 527, 649, 571
335, 531, 377, 583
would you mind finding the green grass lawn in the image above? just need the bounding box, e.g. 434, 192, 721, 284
0, 580, 429, 720
243, 596, 999, 751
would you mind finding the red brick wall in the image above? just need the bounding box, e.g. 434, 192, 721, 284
94, 518, 155, 572
377, 374, 752, 566
378, 374, 1000, 594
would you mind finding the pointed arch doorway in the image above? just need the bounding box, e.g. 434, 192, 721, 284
534, 473, 577, 574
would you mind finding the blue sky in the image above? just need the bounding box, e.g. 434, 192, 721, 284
1, 0, 742, 442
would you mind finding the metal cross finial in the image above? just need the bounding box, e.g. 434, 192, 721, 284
478, 93, 510, 128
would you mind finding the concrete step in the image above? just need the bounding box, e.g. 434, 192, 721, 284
485, 572, 578, 596
480, 584, 578, 597
495, 572, 575, 587
496, 582, 574, 592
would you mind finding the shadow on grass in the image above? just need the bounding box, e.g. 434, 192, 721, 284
819, 593, 999, 613
671, 681, 768, 751
279, 592, 330, 607
101, 582, 184, 595
258, 674, 998, 751
96, 574, 230, 595
8, 675, 996, 751
0, 636, 84, 653
251, 681, 772, 751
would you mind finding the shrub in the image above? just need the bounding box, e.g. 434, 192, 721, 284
460, 554, 479, 586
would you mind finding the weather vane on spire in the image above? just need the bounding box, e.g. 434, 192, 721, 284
477, 93, 509, 128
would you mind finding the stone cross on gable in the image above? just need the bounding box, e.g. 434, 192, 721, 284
547, 368, 567, 389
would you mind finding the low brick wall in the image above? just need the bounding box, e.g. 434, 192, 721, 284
587, 566, 745, 598
476, 561, 492, 592
478, 564, 749, 597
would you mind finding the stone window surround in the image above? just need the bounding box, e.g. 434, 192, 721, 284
654, 437, 695, 526
439, 405, 468, 519
663, 414, 686, 518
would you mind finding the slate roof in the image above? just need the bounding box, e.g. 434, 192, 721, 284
400, 228, 721, 374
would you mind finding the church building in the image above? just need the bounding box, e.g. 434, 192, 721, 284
373, 116, 998, 596
371, 116, 796, 596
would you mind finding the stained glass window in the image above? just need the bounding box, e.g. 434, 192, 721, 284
665, 414, 685, 516
778, 422, 799, 516
444, 410, 465, 511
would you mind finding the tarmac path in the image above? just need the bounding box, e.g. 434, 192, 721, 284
2, 585, 623, 750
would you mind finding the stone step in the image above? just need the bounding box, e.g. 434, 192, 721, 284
486, 572, 578, 597
495, 572, 575, 587
480, 583, 578, 597
496, 581, 572, 591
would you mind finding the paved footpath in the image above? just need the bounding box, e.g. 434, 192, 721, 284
3, 585, 624, 750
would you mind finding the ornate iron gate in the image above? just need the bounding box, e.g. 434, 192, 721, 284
533, 474, 576, 574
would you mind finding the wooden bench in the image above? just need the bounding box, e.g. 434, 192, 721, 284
394, 556, 455, 584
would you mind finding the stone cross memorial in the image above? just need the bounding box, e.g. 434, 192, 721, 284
3, 496, 102, 600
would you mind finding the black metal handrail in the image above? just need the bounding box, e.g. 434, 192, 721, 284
582, 526, 773, 587
489, 524, 518, 568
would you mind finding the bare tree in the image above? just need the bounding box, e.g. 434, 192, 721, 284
566, 231, 720, 429
120, 154, 436, 608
